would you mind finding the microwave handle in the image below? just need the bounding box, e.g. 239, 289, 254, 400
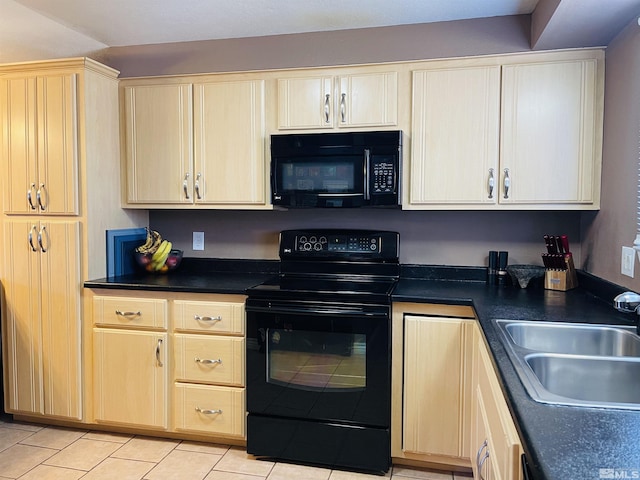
364, 149, 371, 200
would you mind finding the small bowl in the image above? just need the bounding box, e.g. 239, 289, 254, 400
506, 264, 545, 289
134, 249, 183, 274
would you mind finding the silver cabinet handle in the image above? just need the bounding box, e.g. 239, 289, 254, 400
476, 439, 488, 468
195, 406, 222, 415
194, 315, 222, 322
340, 93, 346, 123
27, 183, 37, 210
37, 225, 47, 253
503, 168, 511, 199
488, 168, 495, 199
324, 94, 331, 124
155, 338, 163, 367
195, 172, 202, 200
115, 310, 142, 317
478, 450, 490, 480
183, 173, 190, 200
195, 357, 222, 365
36, 183, 46, 211
28, 225, 38, 252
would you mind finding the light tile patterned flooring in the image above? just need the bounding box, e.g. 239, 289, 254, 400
0, 416, 472, 480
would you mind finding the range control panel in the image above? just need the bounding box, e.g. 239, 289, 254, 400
296, 234, 380, 253
279, 229, 399, 260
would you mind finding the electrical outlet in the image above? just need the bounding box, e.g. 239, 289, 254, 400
622, 246, 635, 277
193, 231, 205, 251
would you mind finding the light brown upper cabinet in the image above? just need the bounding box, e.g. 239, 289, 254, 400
277, 71, 398, 130
407, 49, 604, 210
2, 73, 78, 215
122, 75, 268, 209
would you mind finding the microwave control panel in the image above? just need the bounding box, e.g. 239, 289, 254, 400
372, 159, 396, 193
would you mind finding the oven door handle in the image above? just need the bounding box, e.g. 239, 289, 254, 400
246, 304, 389, 317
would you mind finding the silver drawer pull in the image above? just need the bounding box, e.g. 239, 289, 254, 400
115, 310, 142, 317
194, 315, 222, 322
195, 357, 222, 365
195, 406, 222, 415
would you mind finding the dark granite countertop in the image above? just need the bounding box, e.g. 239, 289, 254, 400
394, 271, 638, 480
85, 260, 640, 480
84, 258, 278, 294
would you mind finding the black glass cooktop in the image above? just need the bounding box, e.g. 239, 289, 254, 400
246, 275, 397, 304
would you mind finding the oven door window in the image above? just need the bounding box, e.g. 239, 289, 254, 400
267, 329, 366, 391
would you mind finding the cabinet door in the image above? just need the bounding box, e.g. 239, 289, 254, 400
403, 315, 467, 457
500, 59, 599, 205
36, 74, 79, 215
39, 220, 82, 419
123, 83, 193, 204
3, 219, 81, 419
475, 327, 523, 480
2, 74, 78, 215
194, 80, 266, 205
277, 76, 334, 129
3, 219, 43, 414
94, 329, 168, 429
338, 72, 397, 127
410, 66, 500, 205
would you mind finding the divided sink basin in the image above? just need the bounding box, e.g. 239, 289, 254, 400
503, 321, 640, 357
493, 320, 640, 409
525, 354, 640, 405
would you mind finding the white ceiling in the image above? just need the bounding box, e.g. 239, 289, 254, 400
0, 0, 540, 63
0, 0, 639, 65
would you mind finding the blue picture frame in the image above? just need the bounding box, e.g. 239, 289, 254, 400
106, 228, 147, 278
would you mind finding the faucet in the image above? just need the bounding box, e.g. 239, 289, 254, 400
613, 291, 640, 334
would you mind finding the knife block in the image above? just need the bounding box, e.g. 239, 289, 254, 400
544, 254, 578, 291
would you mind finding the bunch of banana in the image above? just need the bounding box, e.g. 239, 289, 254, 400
136, 228, 163, 255
150, 240, 173, 271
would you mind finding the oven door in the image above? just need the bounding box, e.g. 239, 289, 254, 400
245, 299, 390, 428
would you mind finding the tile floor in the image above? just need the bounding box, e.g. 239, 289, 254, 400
0, 416, 473, 480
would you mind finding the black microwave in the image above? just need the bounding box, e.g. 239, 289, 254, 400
270, 130, 402, 208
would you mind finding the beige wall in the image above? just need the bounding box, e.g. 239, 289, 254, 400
581, 17, 640, 288
101, 16, 531, 78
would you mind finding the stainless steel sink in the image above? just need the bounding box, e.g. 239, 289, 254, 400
493, 320, 640, 409
525, 354, 640, 407
501, 321, 640, 357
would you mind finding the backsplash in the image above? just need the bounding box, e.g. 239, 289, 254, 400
150, 209, 582, 268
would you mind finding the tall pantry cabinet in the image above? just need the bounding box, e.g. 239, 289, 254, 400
0, 58, 147, 421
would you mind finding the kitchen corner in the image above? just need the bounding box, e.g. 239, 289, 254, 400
85, 256, 640, 480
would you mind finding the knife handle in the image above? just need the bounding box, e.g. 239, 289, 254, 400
560, 235, 570, 254
544, 235, 553, 254
555, 236, 564, 254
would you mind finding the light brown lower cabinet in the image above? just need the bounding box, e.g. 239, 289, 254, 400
89, 290, 246, 441
392, 303, 476, 469
471, 323, 523, 480
393, 303, 523, 478
93, 328, 169, 429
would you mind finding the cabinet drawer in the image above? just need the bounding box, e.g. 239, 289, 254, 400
174, 383, 245, 437
173, 300, 244, 334
174, 334, 245, 386
93, 296, 168, 329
